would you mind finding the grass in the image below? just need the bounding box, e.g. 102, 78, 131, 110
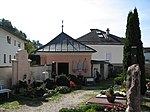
0, 101, 20, 109
141, 95, 150, 111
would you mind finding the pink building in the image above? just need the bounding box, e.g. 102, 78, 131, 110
35, 31, 96, 78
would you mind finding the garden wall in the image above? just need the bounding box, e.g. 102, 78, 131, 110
0, 65, 51, 88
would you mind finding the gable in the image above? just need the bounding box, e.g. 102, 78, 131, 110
36, 32, 96, 53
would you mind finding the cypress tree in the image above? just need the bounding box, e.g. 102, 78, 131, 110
123, 8, 146, 94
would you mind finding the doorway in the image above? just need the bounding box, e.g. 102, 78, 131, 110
58, 63, 69, 75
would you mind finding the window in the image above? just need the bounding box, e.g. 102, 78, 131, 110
9, 55, 11, 63
7, 36, 11, 44
106, 52, 112, 62
4, 54, 6, 63
14, 40, 16, 46
18, 42, 21, 47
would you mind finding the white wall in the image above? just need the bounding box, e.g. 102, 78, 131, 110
0, 67, 12, 88
144, 53, 150, 60
88, 45, 124, 64
0, 65, 51, 88
0, 28, 25, 66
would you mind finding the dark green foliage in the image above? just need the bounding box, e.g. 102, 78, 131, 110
59, 107, 84, 112
82, 104, 105, 111
29, 54, 41, 65
44, 79, 56, 90
18, 80, 28, 88
32, 40, 43, 48
85, 109, 96, 112
114, 77, 123, 85
32, 80, 44, 88
55, 86, 71, 94
123, 8, 146, 94
0, 18, 27, 38
59, 104, 105, 112
36, 82, 47, 97
69, 74, 80, 85
56, 75, 70, 87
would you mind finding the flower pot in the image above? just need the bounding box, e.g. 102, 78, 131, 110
107, 95, 116, 103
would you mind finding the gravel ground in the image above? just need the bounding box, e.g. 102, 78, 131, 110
5, 90, 98, 112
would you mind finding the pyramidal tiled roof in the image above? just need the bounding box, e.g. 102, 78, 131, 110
36, 32, 96, 53
77, 29, 125, 45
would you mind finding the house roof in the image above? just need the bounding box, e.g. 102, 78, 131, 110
91, 60, 110, 64
36, 32, 96, 53
77, 29, 125, 45
144, 47, 150, 53
0, 25, 26, 41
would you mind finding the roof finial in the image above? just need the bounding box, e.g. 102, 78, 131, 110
62, 20, 64, 32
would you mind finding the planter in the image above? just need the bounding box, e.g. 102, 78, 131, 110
107, 94, 116, 103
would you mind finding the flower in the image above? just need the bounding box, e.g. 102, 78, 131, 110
70, 81, 75, 86
146, 82, 150, 90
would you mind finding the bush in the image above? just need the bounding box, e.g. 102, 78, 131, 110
55, 86, 71, 94
82, 104, 105, 111
18, 80, 28, 88
59, 107, 84, 112
59, 104, 105, 112
44, 79, 56, 90
114, 77, 123, 85
69, 75, 80, 85
86, 109, 96, 112
36, 82, 47, 97
56, 75, 70, 87
32, 80, 44, 88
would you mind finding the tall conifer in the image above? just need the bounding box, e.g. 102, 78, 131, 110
123, 8, 146, 94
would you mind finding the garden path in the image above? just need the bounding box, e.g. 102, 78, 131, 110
6, 90, 99, 112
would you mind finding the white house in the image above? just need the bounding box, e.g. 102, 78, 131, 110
0, 25, 26, 67
77, 28, 125, 78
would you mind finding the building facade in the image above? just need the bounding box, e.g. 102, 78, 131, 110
36, 31, 96, 78
0, 26, 26, 67
77, 28, 125, 77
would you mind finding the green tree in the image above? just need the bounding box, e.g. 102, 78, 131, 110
32, 40, 43, 48
123, 8, 146, 94
0, 18, 27, 39
25, 39, 36, 54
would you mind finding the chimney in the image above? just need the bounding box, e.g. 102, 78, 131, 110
106, 28, 110, 36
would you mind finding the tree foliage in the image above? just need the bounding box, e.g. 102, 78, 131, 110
0, 18, 27, 38
32, 40, 43, 48
123, 8, 146, 94
25, 39, 36, 54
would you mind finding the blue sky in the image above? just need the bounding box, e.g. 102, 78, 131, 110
0, 0, 150, 47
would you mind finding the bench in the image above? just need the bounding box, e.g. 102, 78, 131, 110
0, 80, 11, 98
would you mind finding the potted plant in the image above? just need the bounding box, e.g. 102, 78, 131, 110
105, 86, 116, 103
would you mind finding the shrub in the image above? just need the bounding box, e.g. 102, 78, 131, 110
59, 107, 84, 112
114, 77, 123, 85
56, 75, 70, 87
82, 104, 105, 111
35, 82, 47, 97
69, 74, 80, 85
47, 90, 57, 96
18, 80, 28, 88
86, 109, 96, 112
55, 86, 71, 94
44, 79, 56, 90
59, 104, 105, 112
32, 80, 44, 88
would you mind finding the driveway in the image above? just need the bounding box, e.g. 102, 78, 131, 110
6, 90, 99, 112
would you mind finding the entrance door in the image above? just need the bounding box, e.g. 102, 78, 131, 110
58, 63, 69, 75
